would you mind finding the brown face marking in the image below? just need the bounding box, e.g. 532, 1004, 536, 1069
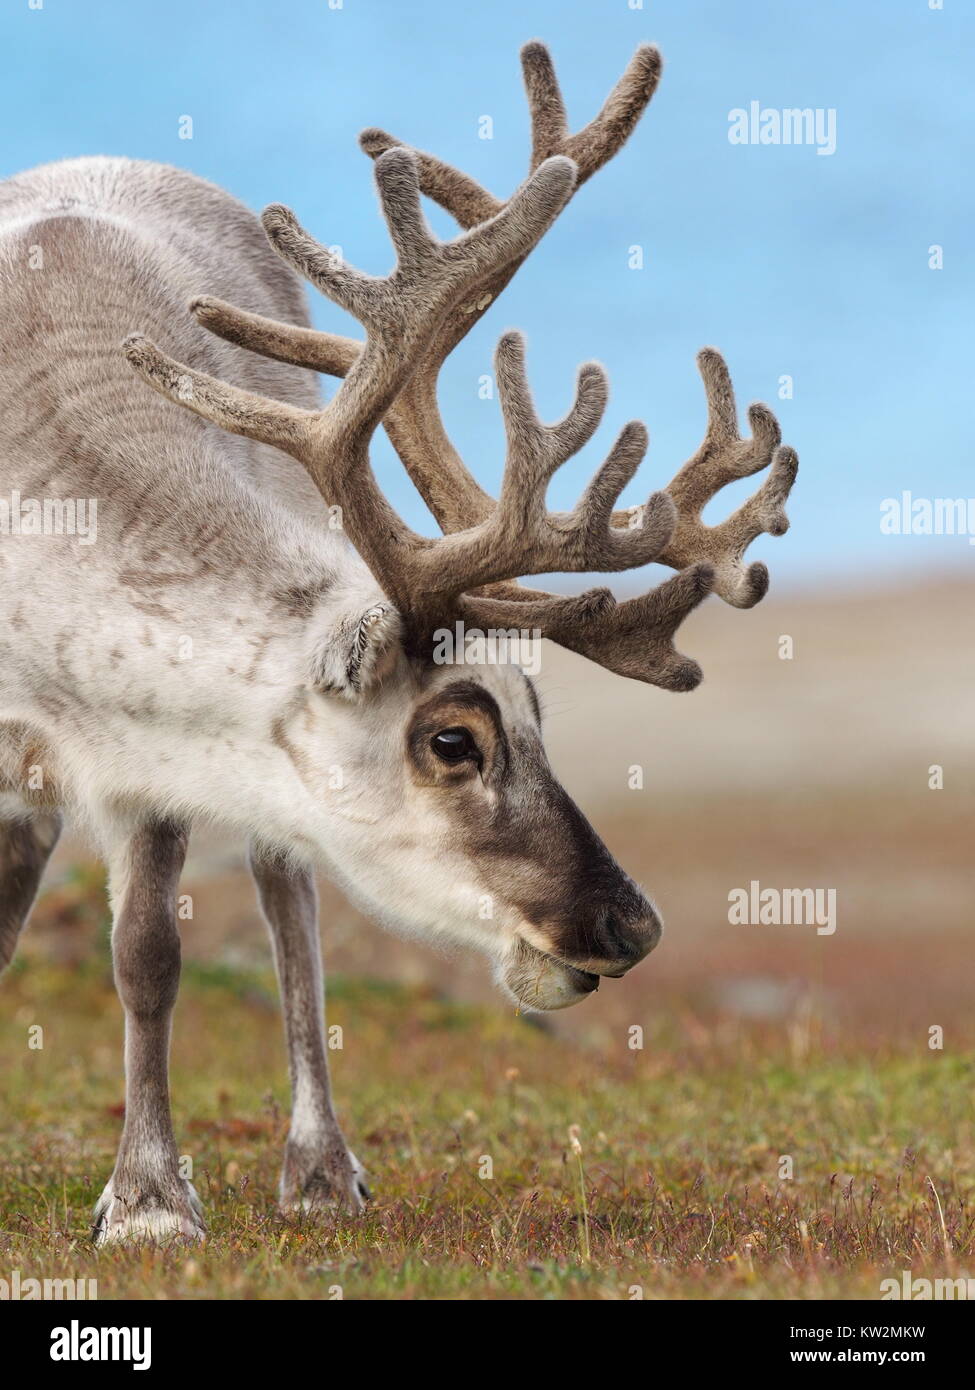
406, 675, 659, 974
406, 680, 509, 788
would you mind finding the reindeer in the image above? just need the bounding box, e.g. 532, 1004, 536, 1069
0, 42, 797, 1242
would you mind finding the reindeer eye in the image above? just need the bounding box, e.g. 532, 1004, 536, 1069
431, 727, 478, 764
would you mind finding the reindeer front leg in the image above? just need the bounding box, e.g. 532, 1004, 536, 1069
249, 849, 368, 1215
92, 820, 204, 1244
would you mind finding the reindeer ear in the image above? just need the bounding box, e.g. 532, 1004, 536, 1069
312, 600, 403, 698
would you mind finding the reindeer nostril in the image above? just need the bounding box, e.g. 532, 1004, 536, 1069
592, 904, 660, 972
597, 913, 644, 962
617, 934, 647, 963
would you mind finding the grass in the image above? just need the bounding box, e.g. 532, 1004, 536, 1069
2, 942, 973, 1300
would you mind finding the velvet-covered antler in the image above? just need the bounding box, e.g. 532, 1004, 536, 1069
127, 43, 798, 690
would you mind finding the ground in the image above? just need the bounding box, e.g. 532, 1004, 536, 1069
1, 943, 970, 1300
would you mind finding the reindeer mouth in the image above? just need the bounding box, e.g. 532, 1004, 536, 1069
501, 936, 600, 1011
554, 957, 600, 994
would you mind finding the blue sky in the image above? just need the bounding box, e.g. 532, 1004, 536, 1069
1, 0, 971, 595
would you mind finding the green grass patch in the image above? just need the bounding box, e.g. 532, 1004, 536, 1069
1, 957, 972, 1300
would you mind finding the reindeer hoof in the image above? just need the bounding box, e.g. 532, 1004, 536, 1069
92, 1177, 206, 1245
280, 1140, 370, 1217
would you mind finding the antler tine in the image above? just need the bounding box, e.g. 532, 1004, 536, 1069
462, 563, 716, 692
494, 332, 606, 508
523, 40, 663, 180
360, 41, 663, 224
359, 128, 502, 231
189, 295, 361, 378
650, 348, 798, 608
428, 332, 676, 593
188, 293, 494, 533
573, 427, 678, 570
521, 41, 569, 168
122, 332, 317, 456
261, 149, 576, 343
261, 203, 384, 330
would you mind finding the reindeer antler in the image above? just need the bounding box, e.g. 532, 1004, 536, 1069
360, 37, 796, 606
129, 44, 798, 691
193, 42, 662, 537
124, 148, 682, 656
126, 150, 580, 612
358, 42, 798, 615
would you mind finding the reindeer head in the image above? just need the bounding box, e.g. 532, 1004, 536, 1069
125, 43, 797, 1010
